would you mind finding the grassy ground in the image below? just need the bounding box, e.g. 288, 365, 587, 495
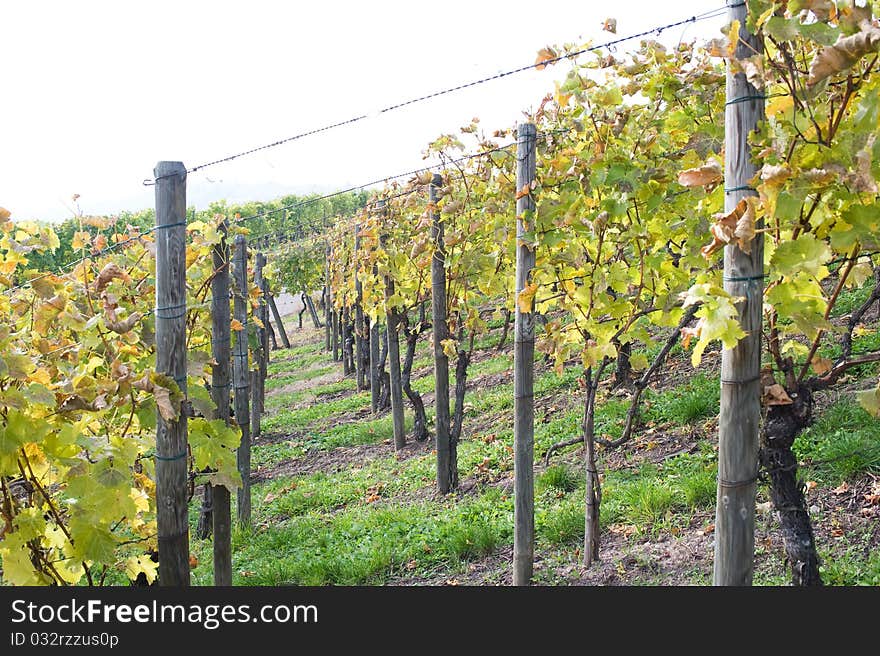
188, 299, 880, 586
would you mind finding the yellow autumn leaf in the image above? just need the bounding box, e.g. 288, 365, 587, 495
440, 339, 458, 359
124, 555, 158, 584
130, 487, 150, 513
230, 319, 245, 331
766, 94, 793, 117
29, 367, 52, 386
71, 231, 92, 251
517, 281, 539, 314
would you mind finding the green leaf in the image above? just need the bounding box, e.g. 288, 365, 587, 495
770, 233, 831, 279
831, 203, 880, 252
188, 383, 218, 420
765, 16, 799, 42
629, 353, 649, 371
69, 516, 116, 564
799, 21, 840, 47
0, 532, 52, 585
23, 383, 55, 406
13, 507, 47, 542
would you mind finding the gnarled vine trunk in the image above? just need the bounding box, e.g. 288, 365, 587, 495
401, 306, 429, 442
759, 386, 822, 586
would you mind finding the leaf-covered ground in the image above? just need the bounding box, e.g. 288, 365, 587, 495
188, 293, 880, 586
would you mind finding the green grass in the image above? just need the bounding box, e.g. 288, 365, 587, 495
830, 278, 875, 318
539, 465, 579, 494
189, 488, 511, 585
819, 538, 880, 586
261, 391, 369, 433
646, 373, 719, 424
614, 477, 678, 525
537, 499, 583, 546
796, 399, 880, 483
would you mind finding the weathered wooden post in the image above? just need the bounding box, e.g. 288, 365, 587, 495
343, 304, 353, 375
267, 289, 291, 349
430, 173, 454, 493
305, 293, 323, 329
332, 309, 340, 362
714, 1, 765, 586
370, 226, 381, 414
153, 160, 191, 586
210, 219, 232, 586
254, 252, 268, 416
354, 224, 367, 391
232, 235, 252, 525
513, 124, 537, 586
325, 245, 332, 352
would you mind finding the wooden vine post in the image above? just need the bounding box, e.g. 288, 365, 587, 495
354, 224, 367, 391
343, 304, 353, 375
325, 246, 332, 352
369, 222, 381, 414
714, 1, 765, 586
513, 124, 536, 585
254, 252, 268, 416
210, 219, 232, 586
232, 235, 252, 526
430, 173, 454, 493
153, 161, 191, 586
267, 289, 291, 349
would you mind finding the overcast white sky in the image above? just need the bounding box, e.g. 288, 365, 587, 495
0, 1, 727, 223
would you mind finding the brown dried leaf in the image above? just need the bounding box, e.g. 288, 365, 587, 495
515, 183, 532, 200
110, 359, 131, 382
681, 321, 703, 350
105, 312, 142, 335
802, 168, 837, 186
153, 384, 179, 422
416, 170, 435, 186
848, 134, 878, 193
132, 372, 153, 392
57, 393, 107, 413
807, 26, 880, 88
701, 198, 753, 259
535, 47, 559, 70
810, 356, 833, 376
760, 163, 792, 188
762, 383, 793, 406
677, 157, 722, 188
732, 55, 765, 90
94, 262, 131, 294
